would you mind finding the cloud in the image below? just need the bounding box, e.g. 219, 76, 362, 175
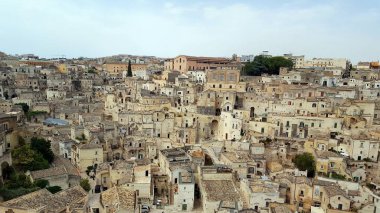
0, 0, 378, 62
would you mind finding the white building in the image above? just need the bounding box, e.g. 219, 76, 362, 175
241, 55, 255, 63
348, 139, 380, 161
305, 58, 348, 70
187, 70, 206, 83
241, 179, 285, 210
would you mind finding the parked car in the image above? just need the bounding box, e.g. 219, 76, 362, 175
141, 205, 150, 213
339, 151, 349, 157
155, 199, 162, 206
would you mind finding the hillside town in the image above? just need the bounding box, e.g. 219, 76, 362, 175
1, 51, 380, 213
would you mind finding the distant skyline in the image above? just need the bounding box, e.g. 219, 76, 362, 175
0, 0, 379, 63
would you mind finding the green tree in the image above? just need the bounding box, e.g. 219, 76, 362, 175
293, 152, 316, 177
267, 56, 293, 74
0, 187, 39, 201
12, 145, 37, 170
1, 165, 15, 180
30, 137, 55, 163
18, 136, 26, 146
80, 178, 91, 192
243, 55, 268, 76
5, 173, 33, 189
243, 55, 293, 76
47, 186, 62, 194
17, 174, 34, 188
12, 145, 49, 171
88, 67, 96, 74
127, 60, 132, 77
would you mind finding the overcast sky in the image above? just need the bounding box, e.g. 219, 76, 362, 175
0, 0, 379, 62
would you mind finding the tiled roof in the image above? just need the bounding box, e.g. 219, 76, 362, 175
30, 166, 67, 179
316, 150, 342, 159
1, 186, 87, 211
324, 185, 349, 199
100, 186, 136, 211
30, 156, 80, 179
202, 180, 240, 202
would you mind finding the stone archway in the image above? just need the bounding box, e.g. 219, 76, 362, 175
1, 161, 11, 181
211, 120, 218, 136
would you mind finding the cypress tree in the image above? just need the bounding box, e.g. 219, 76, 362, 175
127, 60, 132, 77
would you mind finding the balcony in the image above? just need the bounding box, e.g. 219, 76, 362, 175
0, 128, 13, 135
5, 128, 14, 134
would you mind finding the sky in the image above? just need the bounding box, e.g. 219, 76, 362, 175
0, 0, 379, 62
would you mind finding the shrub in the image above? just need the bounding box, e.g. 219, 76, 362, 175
35, 179, 49, 188
47, 186, 62, 194
293, 152, 316, 177
31, 137, 55, 163
80, 179, 91, 192
0, 187, 39, 201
